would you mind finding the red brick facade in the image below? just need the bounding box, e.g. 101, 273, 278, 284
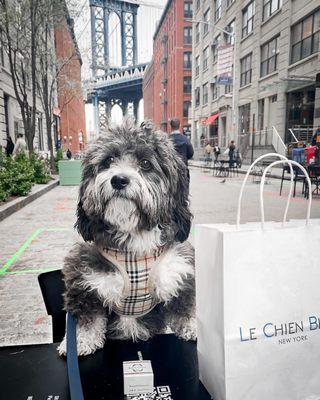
54, 15, 86, 155
143, 0, 192, 134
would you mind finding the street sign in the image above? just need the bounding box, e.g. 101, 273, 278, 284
217, 75, 233, 85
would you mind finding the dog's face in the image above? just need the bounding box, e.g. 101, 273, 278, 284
76, 121, 191, 246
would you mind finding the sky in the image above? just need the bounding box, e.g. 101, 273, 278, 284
69, 0, 167, 139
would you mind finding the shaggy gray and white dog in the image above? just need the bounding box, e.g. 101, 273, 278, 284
58, 120, 196, 356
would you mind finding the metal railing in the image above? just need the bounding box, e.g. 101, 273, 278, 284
250, 128, 273, 147
288, 128, 298, 143
288, 126, 317, 144
271, 126, 286, 156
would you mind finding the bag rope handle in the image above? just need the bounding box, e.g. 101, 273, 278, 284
237, 153, 293, 229
260, 160, 312, 229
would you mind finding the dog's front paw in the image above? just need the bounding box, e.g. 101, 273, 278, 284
57, 333, 105, 356
174, 318, 197, 341
76, 334, 104, 356
57, 337, 67, 356
57, 315, 106, 356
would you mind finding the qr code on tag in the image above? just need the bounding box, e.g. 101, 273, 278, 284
126, 385, 173, 400
155, 386, 173, 399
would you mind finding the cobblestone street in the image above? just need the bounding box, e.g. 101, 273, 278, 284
0, 168, 319, 346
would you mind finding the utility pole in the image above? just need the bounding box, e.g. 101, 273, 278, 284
251, 113, 255, 164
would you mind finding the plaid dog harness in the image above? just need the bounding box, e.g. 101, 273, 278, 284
99, 247, 165, 317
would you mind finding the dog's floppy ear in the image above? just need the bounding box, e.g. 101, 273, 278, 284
75, 198, 94, 242
172, 161, 192, 242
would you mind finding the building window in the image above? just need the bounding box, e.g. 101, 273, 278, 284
183, 101, 191, 118
203, 83, 208, 105
226, 0, 235, 8
242, 1, 255, 38
184, 26, 192, 45
203, 46, 209, 70
239, 103, 251, 134
262, 0, 282, 21
291, 10, 320, 64
225, 84, 232, 94
214, 0, 221, 22
195, 87, 200, 107
212, 34, 221, 63
196, 0, 200, 10
195, 56, 200, 76
195, 23, 200, 44
258, 99, 265, 130
183, 76, 192, 93
184, 2, 192, 18
226, 20, 235, 45
261, 36, 279, 77
203, 9, 210, 36
271, 94, 277, 103
212, 79, 218, 100
184, 52, 192, 69
240, 53, 252, 87
0, 31, 4, 66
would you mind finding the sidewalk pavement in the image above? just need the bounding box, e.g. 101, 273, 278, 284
0, 185, 79, 346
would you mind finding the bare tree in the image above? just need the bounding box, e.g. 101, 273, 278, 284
1, 0, 83, 169
0, 0, 40, 153
36, 0, 81, 171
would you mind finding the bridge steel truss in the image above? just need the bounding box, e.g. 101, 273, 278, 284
89, 0, 143, 134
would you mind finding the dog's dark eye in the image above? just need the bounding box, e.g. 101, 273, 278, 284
106, 156, 115, 165
139, 159, 152, 171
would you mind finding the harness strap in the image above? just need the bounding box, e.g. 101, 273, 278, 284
98, 247, 166, 294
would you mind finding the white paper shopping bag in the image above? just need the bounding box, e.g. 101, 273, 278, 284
195, 154, 320, 400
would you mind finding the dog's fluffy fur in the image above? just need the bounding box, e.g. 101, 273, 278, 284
58, 120, 196, 356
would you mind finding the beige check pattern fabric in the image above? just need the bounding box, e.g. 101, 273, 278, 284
101, 247, 164, 317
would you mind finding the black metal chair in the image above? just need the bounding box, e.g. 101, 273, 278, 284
305, 164, 320, 197
279, 165, 306, 197
38, 269, 66, 342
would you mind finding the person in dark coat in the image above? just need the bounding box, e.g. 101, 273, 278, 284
228, 140, 236, 168
66, 149, 72, 160
169, 118, 194, 167
5, 135, 14, 156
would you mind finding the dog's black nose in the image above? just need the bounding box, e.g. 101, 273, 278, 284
111, 175, 130, 190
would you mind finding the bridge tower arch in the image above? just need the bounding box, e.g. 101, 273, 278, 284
90, 0, 138, 77
89, 0, 142, 134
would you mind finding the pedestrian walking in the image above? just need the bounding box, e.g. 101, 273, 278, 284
5, 135, 14, 157
66, 148, 72, 160
12, 134, 27, 157
227, 140, 236, 168
213, 142, 221, 163
204, 142, 213, 165
169, 118, 194, 183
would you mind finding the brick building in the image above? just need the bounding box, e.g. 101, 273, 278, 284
143, 0, 193, 134
191, 0, 320, 154
54, 9, 86, 155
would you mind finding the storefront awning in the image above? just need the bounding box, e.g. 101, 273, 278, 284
204, 114, 219, 125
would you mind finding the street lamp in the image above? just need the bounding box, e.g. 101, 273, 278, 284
185, 18, 237, 141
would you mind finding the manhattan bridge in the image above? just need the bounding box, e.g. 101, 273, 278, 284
86, 0, 163, 136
